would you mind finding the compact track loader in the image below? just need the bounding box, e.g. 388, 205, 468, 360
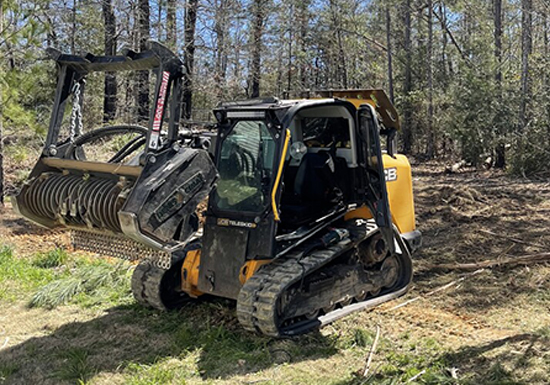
15, 43, 421, 337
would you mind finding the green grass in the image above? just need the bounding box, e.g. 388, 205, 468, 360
0, 246, 56, 301
29, 261, 132, 309
125, 360, 192, 385
0, 362, 19, 383
0, 244, 131, 308
32, 248, 70, 268
53, 347, 96, 384
0, 244, 548, 384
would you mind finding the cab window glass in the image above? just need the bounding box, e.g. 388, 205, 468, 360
302, 117, 351, 148
214, 121, 276, 212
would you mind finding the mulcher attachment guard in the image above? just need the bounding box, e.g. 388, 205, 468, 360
13, 41, 217, 268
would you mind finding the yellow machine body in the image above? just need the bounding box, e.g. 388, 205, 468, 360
345, 154, 416, 234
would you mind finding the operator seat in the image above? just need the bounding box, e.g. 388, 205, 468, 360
281, 152, 339, 226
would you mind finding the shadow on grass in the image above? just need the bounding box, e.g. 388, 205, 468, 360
433, 332, 550, 385
0, 299, 339, 384
330, 332, 550, 385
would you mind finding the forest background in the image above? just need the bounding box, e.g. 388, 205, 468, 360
0, 0, 549, 204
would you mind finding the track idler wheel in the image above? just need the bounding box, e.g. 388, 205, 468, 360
131, 250, 190, 311
340, 295, 353, 307
323, 302, 336, 313
304, 309, 320, 320
358, 233, 388, 266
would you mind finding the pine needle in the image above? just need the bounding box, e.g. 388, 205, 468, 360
29, 262, 129, 308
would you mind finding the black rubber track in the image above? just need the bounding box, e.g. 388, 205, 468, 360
237, 222, 413, 338
131, 260, 169, 310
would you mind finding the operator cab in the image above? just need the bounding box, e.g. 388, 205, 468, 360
280, 104, 357, 229
200, 97, 396, 298
209, 98, 364, 234
209, 99, 361, 234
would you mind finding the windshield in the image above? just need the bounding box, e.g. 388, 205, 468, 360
214, 120, 276, 213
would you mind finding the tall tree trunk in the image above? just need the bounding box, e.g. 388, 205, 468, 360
166, 0, 177, 48
183, 0, 199, 119
402, 0, 413, 154
426, 0, 435, 159
287, 3, 293, 92
0, 0, 4, 206
328, 0, 347, 88
439, 3, 451, 79
103, 0, 117, 122
249, 0, 266, 98
518, 0, 532, 174
297, 1, 309, 90
137, 0, 150, 122
385, 6, 394, 103
71, 0, 77, 54
494, 0, 505, 168
157, 1, 162, 39
519, 0, 532, 133
43, 2, 58, 48
214, 0, 228, 100
234, 21, 242, 82
124, 8, 135, 121
276, 45, 284, 95
182, 0, 198, 119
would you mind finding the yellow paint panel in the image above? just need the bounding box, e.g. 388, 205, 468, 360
239, 259, 272, 285
181, 249, 203, 298
384, 154, 416, 233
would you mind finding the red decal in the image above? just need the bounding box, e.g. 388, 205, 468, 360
152, 71, 170, 132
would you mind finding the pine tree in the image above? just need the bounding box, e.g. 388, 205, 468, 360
183, 0, 198, 119
102, 0, 117, 122
249, 0, 267, 98
137, 0, 150, 122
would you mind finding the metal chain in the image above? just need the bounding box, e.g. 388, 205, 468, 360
69, 82, 83, 142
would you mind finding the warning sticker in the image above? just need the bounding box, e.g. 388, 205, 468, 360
149, 71, 170, 150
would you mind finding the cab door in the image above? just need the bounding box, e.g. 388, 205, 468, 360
357, 104, 395, 251
198, 117, 284, 299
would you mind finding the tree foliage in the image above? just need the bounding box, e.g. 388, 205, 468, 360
1, 0, 549, 203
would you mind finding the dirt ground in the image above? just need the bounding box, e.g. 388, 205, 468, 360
1, 162, 550, 384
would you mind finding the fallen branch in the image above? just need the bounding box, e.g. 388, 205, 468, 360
406, 369, 426, 383
0, 337, 9, 350
445, 160, 467, 174
390, 269, 486, 311
362, 325, 381, 378
426, 253, 550, 271
479, 229, 548, 249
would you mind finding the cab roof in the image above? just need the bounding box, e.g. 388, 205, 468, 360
215, 89, 400, 131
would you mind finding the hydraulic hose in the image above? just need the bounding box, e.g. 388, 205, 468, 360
65, 125, 148, 161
